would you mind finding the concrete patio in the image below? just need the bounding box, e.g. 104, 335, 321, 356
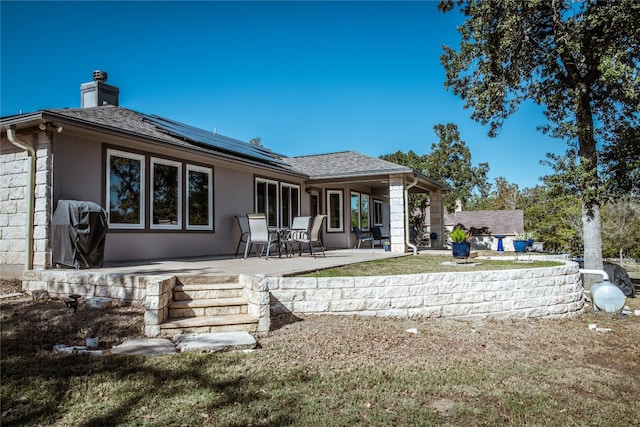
97, 248, 407, 277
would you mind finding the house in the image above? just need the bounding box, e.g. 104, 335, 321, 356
0, 71, 448, 279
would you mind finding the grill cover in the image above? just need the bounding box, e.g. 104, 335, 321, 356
51, 200, 108, 269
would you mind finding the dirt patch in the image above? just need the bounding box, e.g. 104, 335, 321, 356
0, 278, 22, 295
262, 309, 640, 378
1, 281, 144, 352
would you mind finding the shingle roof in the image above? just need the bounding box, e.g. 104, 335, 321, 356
444, 210, 524, 235
2, 107, 446, 188
37, 106, 299, 174
285, 151, 413, 179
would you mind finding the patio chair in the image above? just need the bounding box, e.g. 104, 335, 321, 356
290, 216, 312, 231
353, 226, 374, 249
243, 213, 274, 260
282, 216, 312, 256
234, 215, 250, 257
291, 214, 326, 258
370, 227, 389, 247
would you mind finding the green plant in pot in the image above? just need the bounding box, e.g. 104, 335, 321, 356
449, 227, 471, 259
513, 231, 533, 253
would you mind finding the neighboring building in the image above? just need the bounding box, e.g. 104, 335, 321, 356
445, 209, 525, 251
0, 71, 448, 278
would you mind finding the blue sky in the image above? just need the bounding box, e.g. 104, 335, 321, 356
1, 1, 564, 188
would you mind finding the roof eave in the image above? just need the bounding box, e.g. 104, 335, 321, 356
1, 110, 308, 179
411, 170, 450, 191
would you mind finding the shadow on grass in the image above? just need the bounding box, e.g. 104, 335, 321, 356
0, 299, 305, 426
2, 352, 299, 426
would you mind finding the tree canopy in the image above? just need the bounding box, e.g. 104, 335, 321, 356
381, 123, 489, 214
439, 0, 640, 269
381, 123, 489, 244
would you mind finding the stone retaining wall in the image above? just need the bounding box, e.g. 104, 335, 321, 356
22, 269, 153, 303
21, 269, 175, 337
240, 274, 272, 334
21, 261, 584, 338
262, 261, 584, 320
21, 270, 271, 337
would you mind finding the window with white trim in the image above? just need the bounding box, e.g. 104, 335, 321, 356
186, 164, 213, 230
151, 157, 182, 229
280, 183, 300, 228
327, 189, 343, 232
256, 178, 279, 228
373, 199, 383, 226
351, 191, 370, 230
107, 149, 145, 229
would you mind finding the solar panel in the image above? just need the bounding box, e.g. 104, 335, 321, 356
143, 114, 286, 165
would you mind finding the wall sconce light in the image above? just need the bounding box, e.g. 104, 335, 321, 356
38, 122, 63, 133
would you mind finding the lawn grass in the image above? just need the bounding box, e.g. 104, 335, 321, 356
2, 260, 638, 426
2, 302, 639, 426
297, 254, 563, 277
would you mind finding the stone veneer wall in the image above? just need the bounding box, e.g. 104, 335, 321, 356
388, 174, 405, 253
263, 261, 584, 320
0, 133, 53, 278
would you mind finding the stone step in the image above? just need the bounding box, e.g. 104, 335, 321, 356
159, 314, 258, 337
173, 283, 243, 301
176, 275, 238, 285
168, 297, 248, 318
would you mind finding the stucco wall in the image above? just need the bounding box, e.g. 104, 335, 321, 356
266, 261, 584, 320
30, 129, 311, 263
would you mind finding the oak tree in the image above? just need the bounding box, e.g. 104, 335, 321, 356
439, 0, 640, 270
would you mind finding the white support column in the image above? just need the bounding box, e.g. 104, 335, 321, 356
388, 175, 405, 253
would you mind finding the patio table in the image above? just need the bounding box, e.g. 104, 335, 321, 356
270, 228, 292, 258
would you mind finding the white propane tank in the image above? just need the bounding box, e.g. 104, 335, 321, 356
590, 281, 626, 312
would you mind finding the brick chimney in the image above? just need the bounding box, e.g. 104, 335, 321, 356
80, 70, 119, 108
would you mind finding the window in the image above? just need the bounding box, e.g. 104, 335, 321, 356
186, 164, 213, 230
280, 183, 300, 228
107, 149, 145, 229
351, 191, 370, 230
106, 149, 213, 231
151, 158, 182, 229
327, 190, 343, 232
256, 178, 279, 228
361, 194, 370, 229
310, 191, 320, 217
373, 199, 383, 226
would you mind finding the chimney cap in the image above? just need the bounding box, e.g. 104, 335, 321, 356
93, 70, 108, 82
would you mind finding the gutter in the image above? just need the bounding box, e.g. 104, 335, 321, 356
6, 126, 35, 270
405, 175, 419, 255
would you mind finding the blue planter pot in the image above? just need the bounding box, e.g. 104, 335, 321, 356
452, 242, 471, 259
513, 240, 528, 253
